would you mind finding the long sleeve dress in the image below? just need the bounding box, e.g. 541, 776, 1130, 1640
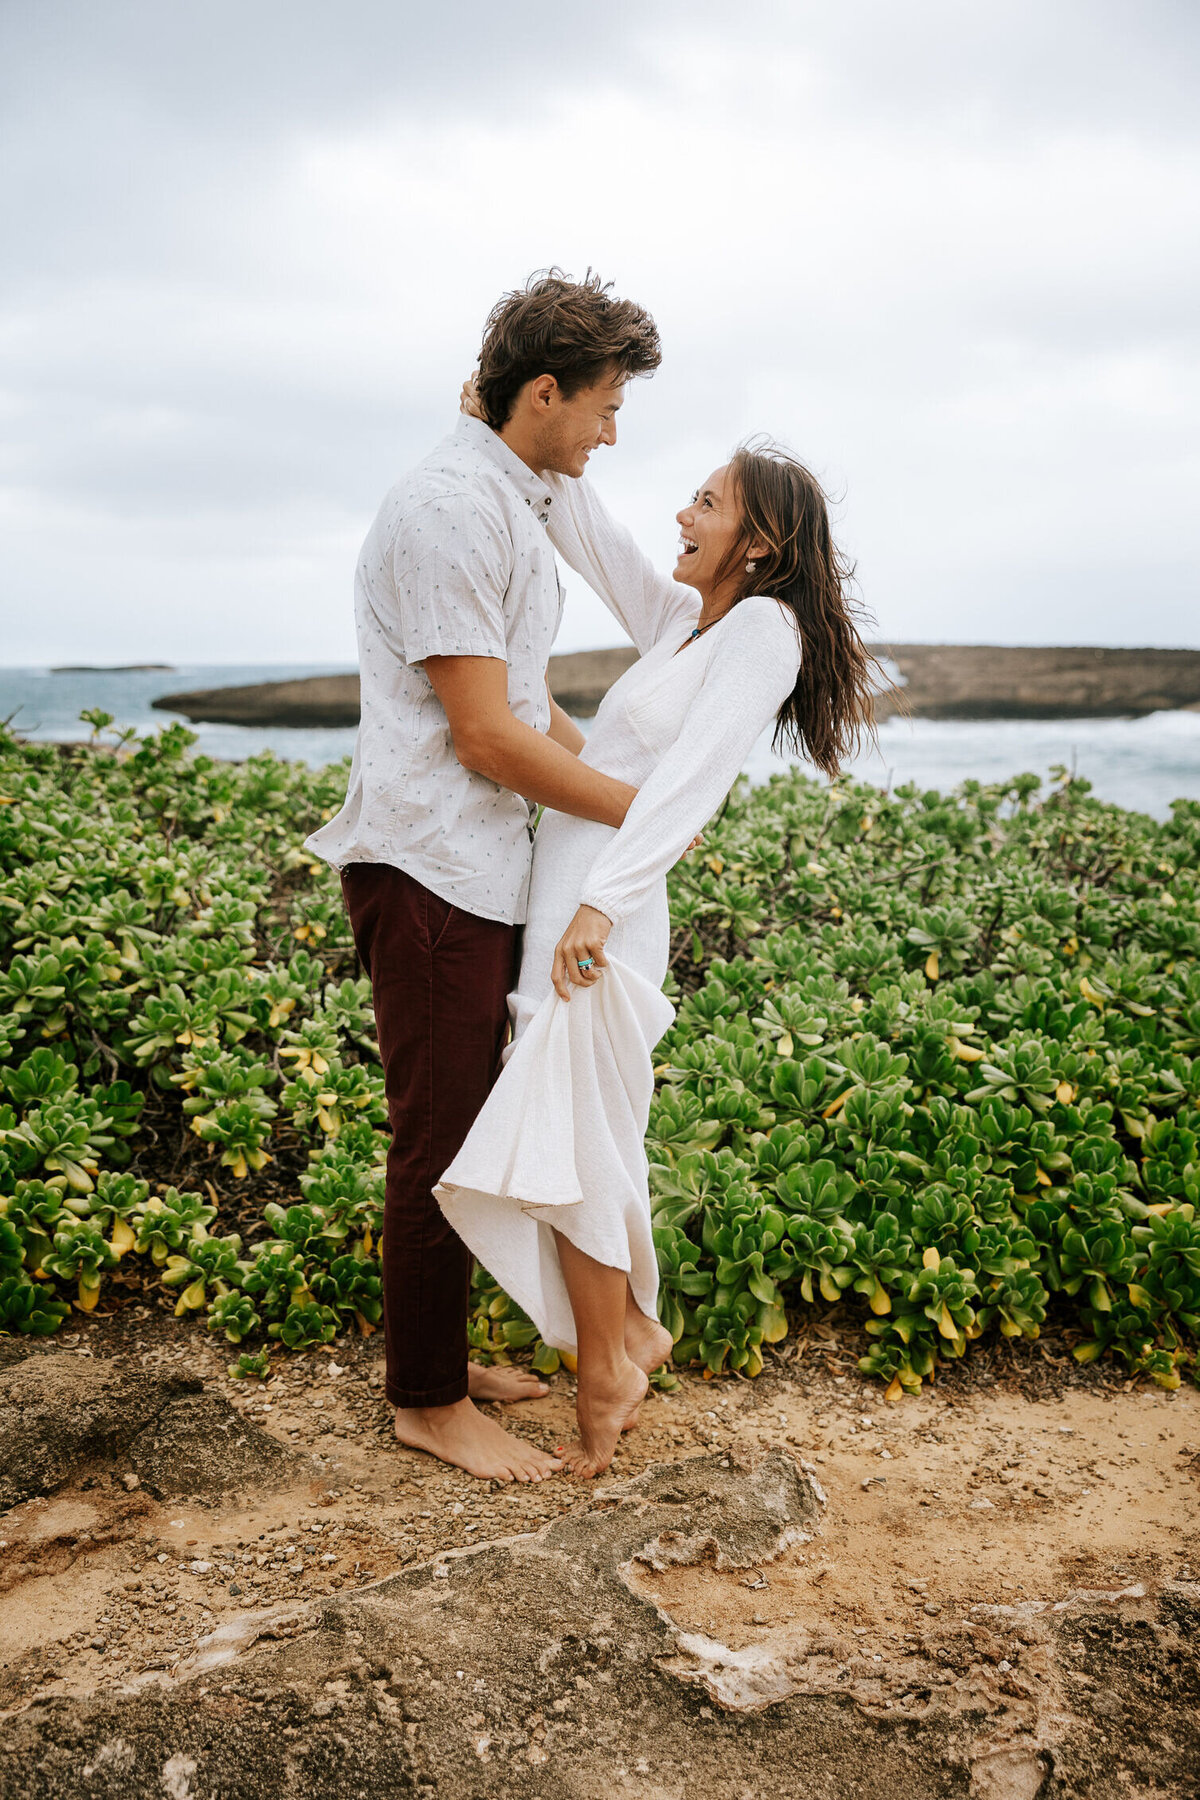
434, 477, 803, 1351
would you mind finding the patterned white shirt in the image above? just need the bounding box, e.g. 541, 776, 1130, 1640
305, 416, 564, 924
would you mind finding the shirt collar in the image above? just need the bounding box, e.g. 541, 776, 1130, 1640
455, 414, 555, 524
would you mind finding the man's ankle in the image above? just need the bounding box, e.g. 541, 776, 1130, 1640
393, 1395, 471, 1419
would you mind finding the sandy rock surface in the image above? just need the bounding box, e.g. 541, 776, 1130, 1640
1, 1315, 1198, 1797
0, 1354, 299, 1510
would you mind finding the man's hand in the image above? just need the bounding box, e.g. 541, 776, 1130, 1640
552, 905, 613, 1001
460, 372, 485, 420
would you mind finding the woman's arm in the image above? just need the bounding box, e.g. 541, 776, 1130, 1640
581, 600, 801, 927
546, 682, 586, 755
459, 371, 691, 655
550, 601, 799, 996
543, 471, 698, 657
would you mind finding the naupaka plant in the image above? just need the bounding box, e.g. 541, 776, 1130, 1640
0, 713, 1197, 1394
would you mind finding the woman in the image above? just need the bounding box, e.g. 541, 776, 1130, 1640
436, 412, 877, 1477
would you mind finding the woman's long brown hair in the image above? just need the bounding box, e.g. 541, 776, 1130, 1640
715, 439, 882, 779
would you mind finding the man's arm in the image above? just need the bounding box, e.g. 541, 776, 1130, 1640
546, 681, 586, 756
424, 656, 635, 829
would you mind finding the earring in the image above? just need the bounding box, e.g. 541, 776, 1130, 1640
745, 559, 757, 574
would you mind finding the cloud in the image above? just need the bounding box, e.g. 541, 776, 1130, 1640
1, 0, 1197, 663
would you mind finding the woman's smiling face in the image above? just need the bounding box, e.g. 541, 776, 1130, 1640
674, 464, 742, 594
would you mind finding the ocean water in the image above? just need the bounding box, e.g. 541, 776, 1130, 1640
3, 664, 1199, 822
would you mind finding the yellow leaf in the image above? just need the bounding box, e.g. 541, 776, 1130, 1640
868, 1280, 891, 1316
1055, 1081, 1075, 1104
354, 1311, 376, 1337
706, 855, 724, 875
76, 1279, 100, 1312
559, 1349, 578, 1374
950, 1037, 985, 1062
937, 1303, 958, 1340
1079, 976, 1106, 1006
1035, 1167, 1051, 1187
821, 1088, 850, 1118
760, 1302, 789, 1343
922, 1247, 941, 1272
884, 1373, 903, 1404
1063, 936, 1078, 954
109, 1218, 136, 1258
776, 1032, 794, 1058
924, 950, 940, 982
1144, 1202, 1173, 1217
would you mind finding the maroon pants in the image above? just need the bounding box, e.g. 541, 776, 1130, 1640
340, 862, 518, 1408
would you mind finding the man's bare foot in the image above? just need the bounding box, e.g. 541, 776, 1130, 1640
467, 1363, 550, 1404
556, 1358, 648, 1479
393, 1397, 561, 1482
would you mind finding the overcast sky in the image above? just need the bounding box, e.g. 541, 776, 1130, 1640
2, 0, 1197, 666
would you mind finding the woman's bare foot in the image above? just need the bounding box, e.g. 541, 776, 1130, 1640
621, 1303, 674, 1425
394, 1397, 561, 1482
624, 1312, 674, 1377
556, 1358, 648, 1479
467, 1363, 549, 1404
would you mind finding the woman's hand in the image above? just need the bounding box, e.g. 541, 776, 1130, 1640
460, 371, 485, 420
552, 904, 613, 1001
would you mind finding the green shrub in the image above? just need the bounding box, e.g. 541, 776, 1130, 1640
0, 716, 1197, 1395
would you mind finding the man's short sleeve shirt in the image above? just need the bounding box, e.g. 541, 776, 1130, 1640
305, 416, 565, 925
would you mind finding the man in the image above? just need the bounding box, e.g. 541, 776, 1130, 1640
306, 271, 661, 1481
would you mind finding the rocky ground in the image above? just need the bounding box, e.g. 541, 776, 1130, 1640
1, 1314, 1198, 1797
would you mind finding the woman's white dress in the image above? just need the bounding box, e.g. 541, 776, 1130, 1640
434, 477, 803, 1351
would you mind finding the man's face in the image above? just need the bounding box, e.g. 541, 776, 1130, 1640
536, 371, 626, 478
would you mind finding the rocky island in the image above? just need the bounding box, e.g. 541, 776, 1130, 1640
154, 643, 1200, 728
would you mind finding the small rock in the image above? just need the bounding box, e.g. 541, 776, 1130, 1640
924, 1602, 942, 1616
190, 1560, 212, 1574
121, 1473, 140, 1491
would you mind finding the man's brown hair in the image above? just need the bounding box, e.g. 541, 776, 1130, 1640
476, 269, 661, 428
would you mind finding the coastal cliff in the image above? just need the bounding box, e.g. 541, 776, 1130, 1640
154, 643, 1200, 728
